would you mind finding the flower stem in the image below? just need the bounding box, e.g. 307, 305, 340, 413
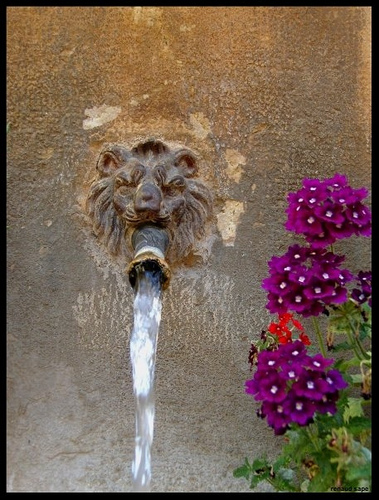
348, 318, 369, 359
345, 317, 368, 360
306, 424, 321, 453
312, 317, 327, 357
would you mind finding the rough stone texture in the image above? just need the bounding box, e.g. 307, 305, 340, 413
7, 6, 371, 492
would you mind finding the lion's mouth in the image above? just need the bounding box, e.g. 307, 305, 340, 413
123, 206, 171, 226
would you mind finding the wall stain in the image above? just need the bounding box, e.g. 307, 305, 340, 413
216, 199, 245, 246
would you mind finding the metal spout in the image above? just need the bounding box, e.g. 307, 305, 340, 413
127, 224, 171, 290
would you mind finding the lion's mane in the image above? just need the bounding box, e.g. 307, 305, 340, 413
85, 140, 213, 264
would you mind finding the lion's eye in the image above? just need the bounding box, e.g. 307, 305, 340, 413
115, 173, 132, 187
154, 165, 166, 186
164, 176, 185, 197
131, 165, 146, 185
114, 177, 131, 196
116, 185, 129, 196
169, 176, 186, 189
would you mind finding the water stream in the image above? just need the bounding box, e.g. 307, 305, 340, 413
129, 262, 164, 492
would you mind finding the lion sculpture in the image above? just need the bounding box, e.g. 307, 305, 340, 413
86, 139, 213, 264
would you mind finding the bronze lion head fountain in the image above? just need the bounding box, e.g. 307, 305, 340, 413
86, 139, 213, 276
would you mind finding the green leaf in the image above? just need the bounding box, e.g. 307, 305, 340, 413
361, 446, 372, 461
350, 373, 363, 384
272, 468, 297, 492
334, 356, 361, 372
251, 457, 269, 471
300, 479, 310, 492
328, 300, 360, 335
345, 462, 371, 483
277, 467, 294, 481
306, 459, 335, 492
344, 416, 372, 435
343, 398, 364, 423
233, 458, 251, 480
249, 474, 262, 489
273, 453, 292, 472
359, 326, 371, 342
361, 351, 371, 367
360, 302, 372, 327
331, 341, 353, 352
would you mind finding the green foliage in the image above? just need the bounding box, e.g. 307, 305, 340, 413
343, 397, 364, 421
233, 456, 297, 491
234, 296, 372, 492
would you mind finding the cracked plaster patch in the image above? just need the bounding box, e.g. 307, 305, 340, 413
189, 112, 211, 139
224, 148, 246, 183
83, 105, 122, 130
216, 200, 245, 247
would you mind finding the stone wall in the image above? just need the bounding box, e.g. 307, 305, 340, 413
7, 7, 371, 492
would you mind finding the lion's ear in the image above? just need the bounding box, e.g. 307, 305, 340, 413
174, 150, 198, 178
96, 146, 129, 176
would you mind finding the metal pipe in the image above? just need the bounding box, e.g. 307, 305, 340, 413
127, 224, 171, 290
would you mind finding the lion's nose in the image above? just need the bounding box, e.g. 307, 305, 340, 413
134, 183, 162, 214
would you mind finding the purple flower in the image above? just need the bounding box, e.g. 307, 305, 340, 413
280, 340, 308, 362
282, 394, 315, 426
255, 373, 287, 403
358, 271, 372, 291
321, 286, 348, 305
265, 292, 289, 314
326, 173, 349, 190
288, 265, 312, 286
335, 269, 355, 286
267, 244, 309, 274
314, 200, 345, 225
262, 245, 353, 317
262, 273, 293, 297
245, 341, 346, 434
345, 203, 372, 233
351, 271, 372, 306
330, 185, 366, 205
285, 174, 371, 246
304, 229, 337, 248
323, 369, 349, 392
303, 353, 334, 372
289, 289, 325, 317
315, 392, 339, 415
288, 206, 325, 237
261, 401, 291, 435
245, 378, 259, 397
292, 372, 330, 401
304, 281, 337, 300
257, 349, 283, 372
279, 362, 305, 381
327, 221, 355, 241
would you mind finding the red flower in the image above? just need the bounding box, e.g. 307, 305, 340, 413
299, 332, 311, 345
267, 312, 311, 346
278, 333, 292, 344
268, 321, 291, 336
291, 317, 304, 330
278, 312, 293, 324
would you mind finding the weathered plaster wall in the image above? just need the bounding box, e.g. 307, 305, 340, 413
7, 7, 371, 492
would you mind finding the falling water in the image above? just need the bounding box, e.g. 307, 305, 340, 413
129, 261, 164, 492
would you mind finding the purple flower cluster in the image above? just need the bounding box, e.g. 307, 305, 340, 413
351, 271, 372, 307
285, 174, 371, 248
245, 340, 348, 435
262, 244, 353, 317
